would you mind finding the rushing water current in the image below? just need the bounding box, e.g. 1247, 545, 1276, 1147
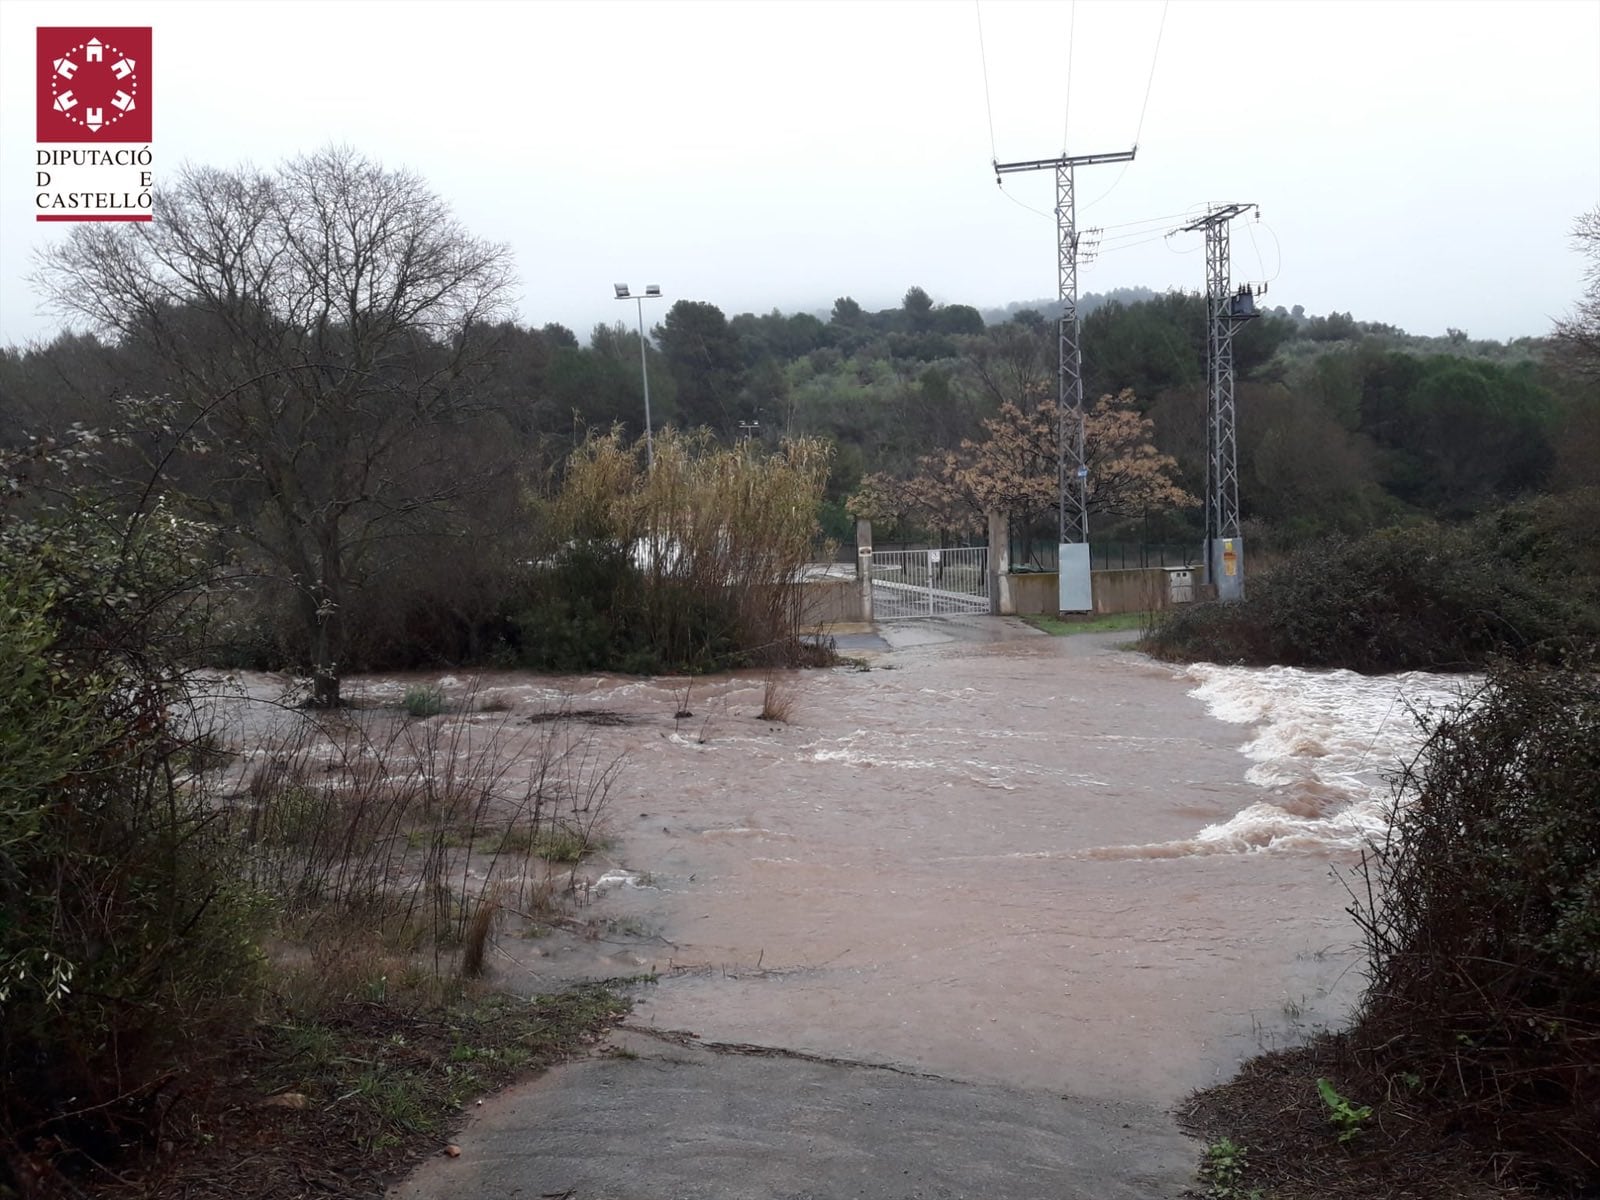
217, 624, 1472, 1106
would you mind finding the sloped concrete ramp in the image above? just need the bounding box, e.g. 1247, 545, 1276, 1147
393, 1028, 1193, 1200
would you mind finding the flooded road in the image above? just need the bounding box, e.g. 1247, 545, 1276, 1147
375, 619, 1467, 1108
219, 618, 1468, 1112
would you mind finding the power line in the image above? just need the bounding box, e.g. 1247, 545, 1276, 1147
1131, 0, 1170, 148
1061, 0, 1077, 153
1080, 0, 1170, 214
1253, 218, 1284, 283
1093, 232, 1174, 255
1000, 202, 1198, 233
975, 0, 998, 163
1244, 217, 1267, 286
1097, 210, 1194, 231
997, 182, 1054, 220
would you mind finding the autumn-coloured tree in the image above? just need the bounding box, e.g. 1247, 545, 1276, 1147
849, 388, 1193, 540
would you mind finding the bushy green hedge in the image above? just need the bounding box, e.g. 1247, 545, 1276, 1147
1, 491, 264, 1168
1349, 658, 1600, 1190
506, 541, 742, 674
1143, 497, 1598, 672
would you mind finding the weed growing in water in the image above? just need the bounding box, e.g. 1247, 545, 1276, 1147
402, 684, 445, 717
758, 669, 798, 723
236, 687, 623, 980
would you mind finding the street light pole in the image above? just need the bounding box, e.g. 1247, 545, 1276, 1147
614, 283, 663, 468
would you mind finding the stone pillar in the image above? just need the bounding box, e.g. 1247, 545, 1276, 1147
855, 518, 874, 623
986, 509, 1011, 615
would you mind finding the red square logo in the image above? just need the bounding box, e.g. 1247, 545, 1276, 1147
37, 27, 152, 143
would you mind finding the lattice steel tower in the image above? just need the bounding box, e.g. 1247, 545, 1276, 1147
994, 149, 1135, 612
1176, 203, 1258, 602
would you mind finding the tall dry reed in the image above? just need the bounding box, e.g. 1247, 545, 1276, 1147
554, 428, 833, 668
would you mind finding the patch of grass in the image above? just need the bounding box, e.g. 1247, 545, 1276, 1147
459, 883, 506, 979
402, 684, 446, 718
260, 784, 336, 847
491, 822, 591, 862
1020, 611, 1151, 636
403, 825, 478, 851
104, 983, 631, 1198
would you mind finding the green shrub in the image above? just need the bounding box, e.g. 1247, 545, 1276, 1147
1349, 657, 1600, 1189
1143, 514, 1595, 672
507, 540, 744, 675
1, 477, 266, 1168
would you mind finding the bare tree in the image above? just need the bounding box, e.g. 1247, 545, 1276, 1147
1554, 207, 1600, 380
33, 146, 516, 704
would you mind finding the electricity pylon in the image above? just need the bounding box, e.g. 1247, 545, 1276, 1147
994, 149, 1134, 612
1175, 203, 1259, 602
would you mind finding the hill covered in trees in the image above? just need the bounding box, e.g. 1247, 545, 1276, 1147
6, 277, 1587, 554
3, 150, 1593, 686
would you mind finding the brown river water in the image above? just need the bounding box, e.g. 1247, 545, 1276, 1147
211, 618, 1471, 1108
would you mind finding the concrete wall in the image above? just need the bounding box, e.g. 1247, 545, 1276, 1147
1007, 572, 1060, 615
1090, 568, 1171, 616
798, 578, 866, 626
1004, 568, 1178, 616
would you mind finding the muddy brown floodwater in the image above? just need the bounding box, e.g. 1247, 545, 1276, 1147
221, 616, 1468, 1112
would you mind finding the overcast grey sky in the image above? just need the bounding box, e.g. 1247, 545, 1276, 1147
2, 0, 1597, 349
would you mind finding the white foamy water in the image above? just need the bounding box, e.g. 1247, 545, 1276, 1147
1089, 663, 1481, 858
1173, 664, 1478, 854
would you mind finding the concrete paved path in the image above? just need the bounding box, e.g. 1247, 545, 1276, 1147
393, 1029, 1195, 1200
393, 619, 1204, 1199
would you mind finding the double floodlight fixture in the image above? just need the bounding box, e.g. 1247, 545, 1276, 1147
613, 282, 666, 467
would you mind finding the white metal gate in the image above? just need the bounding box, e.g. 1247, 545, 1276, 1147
869, 547, 990, 620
